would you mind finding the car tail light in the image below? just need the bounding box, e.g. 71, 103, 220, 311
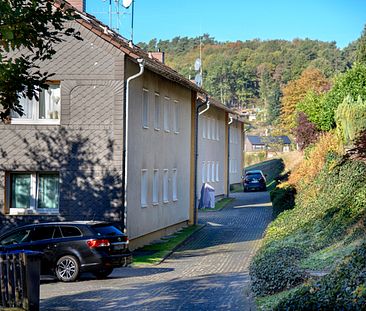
87, 239, 110, 248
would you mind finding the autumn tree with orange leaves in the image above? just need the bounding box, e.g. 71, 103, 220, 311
281, 68, 330, 131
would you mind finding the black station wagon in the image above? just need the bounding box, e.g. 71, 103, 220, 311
0, 221, 132, 282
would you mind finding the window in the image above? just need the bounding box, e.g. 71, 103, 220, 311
164, 97, 170, 132
174, 100, 179, 133
212, 119, 216, 140
211, 161, 215, 182
60, 226, 82, 237
8, 172, 59, 215
172, 169, 177, 201
216, 162, 219, 181
0, 229, 33, 245
202, 117, 206, 139
201, 161, 206, 184
11, 83, 61, 124
207, 118, 211, 140
207, 161, 210, 182
154, 93, 160, 130
163, 169, 169, 203
141, 169, 148, 207
216, 121, 219, 141
153, 169, 159, 204
142, 89, 149, 128
31, 226, 56, 241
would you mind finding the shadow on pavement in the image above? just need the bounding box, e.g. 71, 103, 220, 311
41, 266, 175, 284
41, 272, 254, 311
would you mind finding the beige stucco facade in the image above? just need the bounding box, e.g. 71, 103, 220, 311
196, 106, 228, 200
229, 119, 244, 185
125, 60, 194, 247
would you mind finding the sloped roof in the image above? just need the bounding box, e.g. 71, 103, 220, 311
247, 135, 291, 145
55, 0, 204, 93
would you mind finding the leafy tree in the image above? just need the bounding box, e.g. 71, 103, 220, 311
0, 0, 81, 121
293, 112, 319, 150
281, 67, 330, 131
319, 63, 366, 131
335, 95, 366, 145
356, 24, 366, 64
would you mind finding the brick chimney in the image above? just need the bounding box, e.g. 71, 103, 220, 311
68, 0, 86, 12
148, 51, 165, 64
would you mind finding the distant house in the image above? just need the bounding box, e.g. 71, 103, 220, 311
245, 135, 291, 153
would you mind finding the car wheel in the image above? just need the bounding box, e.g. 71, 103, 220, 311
55, 255, 80, 282
92, 267, 114, 279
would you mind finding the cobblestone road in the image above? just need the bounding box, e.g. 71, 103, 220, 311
40, 191, 272, 310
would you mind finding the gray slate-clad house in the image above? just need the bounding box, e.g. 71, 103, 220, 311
0, 0, 209, 249
245, 135, 291, 153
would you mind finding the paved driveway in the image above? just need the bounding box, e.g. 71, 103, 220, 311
40, 191, 272, 311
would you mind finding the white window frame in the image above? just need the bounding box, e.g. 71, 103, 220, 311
172, 169, 178, 201
11, 83, 61, 125
163, 169, 169, 203
216, 121, 220, 141
164, 96, 170, 132
152, 169, 159, 205
154, 92, 160, 131
142, 88, 149, 129
202, 117, 206, 139
216, 162, 219, 181
206, 161, 210, 182
174, 100, 179, 134
201, 161, 206, 184
8, 172, 60, 215
207, 118, 211, 140
141, 169, 148, 207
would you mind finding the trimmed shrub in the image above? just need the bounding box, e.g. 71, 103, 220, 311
271, 184, 296, 218
250, 246, 305, 296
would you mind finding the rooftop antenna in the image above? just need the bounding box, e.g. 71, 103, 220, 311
122, 0, 134, 42
93, 0, 133, 37
194, 33, 203, 87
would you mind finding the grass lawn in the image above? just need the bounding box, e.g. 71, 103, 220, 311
132, 225, 202, 266
199, 197, 234, 212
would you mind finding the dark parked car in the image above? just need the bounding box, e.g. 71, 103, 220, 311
242, 170, 267, 192
0, 221, 132, 282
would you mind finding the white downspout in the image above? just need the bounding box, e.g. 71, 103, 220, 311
124, 58, 145, 234
199, 101, 210, 115
228, 115, 233, 125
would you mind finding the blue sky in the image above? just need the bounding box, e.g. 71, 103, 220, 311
86, 0, 366, 48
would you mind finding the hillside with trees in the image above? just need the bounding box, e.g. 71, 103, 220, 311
138, 35, 357, 126
249, 25, 366, 309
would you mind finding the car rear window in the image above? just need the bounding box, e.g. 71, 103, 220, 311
91, 225, 123, 236
60, 226, 82, 237
246, 173, 263, 179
